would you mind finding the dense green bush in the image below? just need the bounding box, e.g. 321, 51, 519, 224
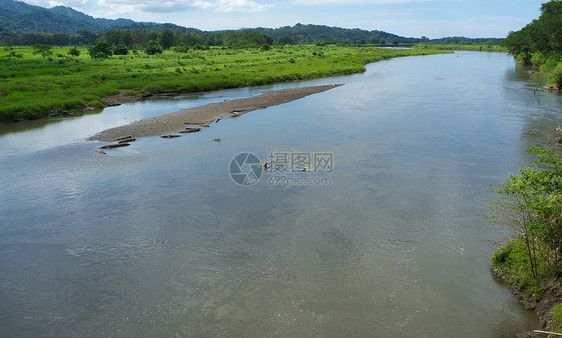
492, 238, 545, 298
175, 43, 189, 53
112, 44, 128, 55
88, 42, 112, 59
67, 46, 80, 57
554, 304, 562, 331
144, 42, 163, 55
32, 44, 52, 58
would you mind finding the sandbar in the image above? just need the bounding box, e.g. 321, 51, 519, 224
89, 84, 343, 142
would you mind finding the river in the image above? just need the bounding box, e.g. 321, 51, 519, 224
1, 51, 561, 337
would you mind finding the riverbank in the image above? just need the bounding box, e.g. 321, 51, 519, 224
492, 239, 562, 337
493, 269, 562, 337
90, 84, 341, 142
0, 45, 449, 124
486, 145, 562, 337
415, 44, 507, 52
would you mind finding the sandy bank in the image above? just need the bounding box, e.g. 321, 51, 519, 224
90, 84, 342, 142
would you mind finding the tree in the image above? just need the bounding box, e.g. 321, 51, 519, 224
88, 42, 112, 59
145, 41, 163, 55
503, 0, 562, 63
504, 29, 533, 64
119, 30, 133, 48
51, 33, 70, 45
541, 0, 562, 16
67, 46, 80, 57
112, 44, 128, 55
99, 30, 121, 46
536, 0, 562, 57
486, 147, 562, 278
179, 32, 202, 46
77, 29, 97, 45
175, 42, 189, 53
32, 44, 52, 58
131, 29, 151, 46
158, 29, 175, 50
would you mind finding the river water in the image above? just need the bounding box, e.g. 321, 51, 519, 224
1, 51, 561, 337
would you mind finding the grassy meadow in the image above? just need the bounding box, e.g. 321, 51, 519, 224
0, 45, 448, 123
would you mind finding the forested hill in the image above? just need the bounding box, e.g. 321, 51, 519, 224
0, 0, 188, 34
254, 24, 418, 45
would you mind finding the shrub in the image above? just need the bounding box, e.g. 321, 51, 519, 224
112, 44, 129, 55
145, 43, 163, 55
88, 99, 104, 109
68, 46, 80, 57
175, 43, 189, 53
554, 304, 562, 330
9, 50, 22, 58
32, 44, 53, 58
89, 42, 112, 59
193, 44, 209, 50
551, 73, 562, 86
492, 238, 544, 298
549, 63, 562, 85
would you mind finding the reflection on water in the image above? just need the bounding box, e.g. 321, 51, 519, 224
2, 51, 561, 337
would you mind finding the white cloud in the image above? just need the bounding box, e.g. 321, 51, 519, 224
214, 0, 272, 12
23, 0, 272, 14
192, 0, 214, 10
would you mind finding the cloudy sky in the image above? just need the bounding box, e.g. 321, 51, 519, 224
22, 0, 545, 38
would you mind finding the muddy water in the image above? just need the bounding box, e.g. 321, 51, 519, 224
1, 51, 560, 337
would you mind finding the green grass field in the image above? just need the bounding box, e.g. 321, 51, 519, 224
0, 45, 448, 123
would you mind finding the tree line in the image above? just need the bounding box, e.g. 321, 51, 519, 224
503, 0, 562, 67
1, 22, 506, 50
0, 27, 275, 48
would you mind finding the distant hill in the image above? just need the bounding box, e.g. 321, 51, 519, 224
0, 0, 39, 12
0, 0, 188, 34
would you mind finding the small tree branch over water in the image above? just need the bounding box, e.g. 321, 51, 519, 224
486, 147, 562, 278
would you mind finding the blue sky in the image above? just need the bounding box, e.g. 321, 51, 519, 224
23, 0, 545, 38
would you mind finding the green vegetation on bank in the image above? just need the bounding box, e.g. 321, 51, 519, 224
492, 237, 551, 298
415, 44, 507, 52
486, 147, 562, 333
555, 304, 562, 331
503, 0, 562, 86
0, 44, 449, 123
